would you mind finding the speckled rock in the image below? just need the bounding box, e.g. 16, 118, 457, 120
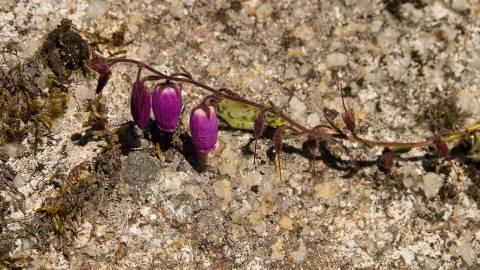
1, 0, 480, 269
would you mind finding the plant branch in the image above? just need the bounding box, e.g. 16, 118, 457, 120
105, 57, 479, 152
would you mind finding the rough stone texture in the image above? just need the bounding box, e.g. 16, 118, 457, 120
1, 0, 480, 269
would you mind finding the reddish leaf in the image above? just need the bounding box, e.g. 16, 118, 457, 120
434, 135, 450, 160
273, 127, 286, 155
273, 127, 287, 182
254, 109, 269, 139
342, 110, 356, 134
382, 148, 395, 173
96, 71, 111, 94
339, 82, 356, 134
253, 109, 269, 164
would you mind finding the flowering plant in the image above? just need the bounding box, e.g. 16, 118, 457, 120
89, 54, 480, 176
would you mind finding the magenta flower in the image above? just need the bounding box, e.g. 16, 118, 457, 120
152, 82, 183, 132
190, 105, 219, 154
130, 80, 151, 129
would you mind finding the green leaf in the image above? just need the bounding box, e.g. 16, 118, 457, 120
216, 99, 286, 131
391, 147, 411, 154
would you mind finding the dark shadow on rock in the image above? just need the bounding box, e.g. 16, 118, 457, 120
71, 132, 95, 146
149, 123, 175, 151
178, 133, 204, 173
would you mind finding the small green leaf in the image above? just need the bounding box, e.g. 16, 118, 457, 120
443, 111, 455, 129
216, 99, 286, 131
391, 147, 411, 154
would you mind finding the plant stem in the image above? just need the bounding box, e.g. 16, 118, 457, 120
106, 57, 479, 151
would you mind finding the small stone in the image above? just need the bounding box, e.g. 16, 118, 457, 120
451, 0, 469, 11
422, 173, 443, 198
184, 184, 206, 199
213, 179, 233, 205
456, 85, 480, 117
240, 171, 263, 190
13, 173, 28, 188
271, 238, 284, 261
219, 145, 241, 178
123, 152, 161, 187
163, 172, 182, 194
207, 61, 222, 77
456, 241, 475, 266
87, 0, 107, 19
314, 181, 341, 200
371, 20, 383, 33
137, 43, 152, 59
231, 200, 252, 224
278, 215, 294, 231
20, 39, 42, 58
291, 241, 307, 263
0, 142, 24, 159
127, 16, 141, 34
293, 25, 315, 41
84, 240, 98, 257
255, 3, 273, 22
289, 96, 307, 120
431, 2, 450, 20
326, 53, 348, 67
306, 112, 321, 128
74, 84, 95, 101
424, 257, 439, 270
377, 27, 400, 48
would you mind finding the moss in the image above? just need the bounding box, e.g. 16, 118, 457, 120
37, 88, 69, 130
71, 97, 110, 146
33, 144, 121, 252
421, 92, 466, 133
0, 19, 89, 150
111, 23, 127, 47
41, 19, 90, 79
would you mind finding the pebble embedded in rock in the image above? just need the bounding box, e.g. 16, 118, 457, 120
422, 173, 443, 198
326, 53, 348, 67
219, 145, 241, 178
271, 237, 284, 260
314, 181, 341, 200
74, 84, 95, 101
291, 241, 307, 263
456, 241, 475, 267
278, 215, 294, 231
87, 0, 107, 19
13, 173, 28, 188
213, 179, 233, 205
289, 96, 307, 120
306, 112, 321, 128
451, 0, 469, 11
456, 85, 480, 117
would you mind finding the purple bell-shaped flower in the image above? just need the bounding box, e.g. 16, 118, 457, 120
190, 105, 219, 154
152, 82, 183, 132
130, 80, 151, 129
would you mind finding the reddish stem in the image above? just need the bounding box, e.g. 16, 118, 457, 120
105, 57, 453, 150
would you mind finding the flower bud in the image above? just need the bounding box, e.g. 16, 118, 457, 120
152, 82, 183, 132
96, 71, 111, 93
190, 105, 219, 154
130, 80, 151, 129
89, 54, 110, 74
